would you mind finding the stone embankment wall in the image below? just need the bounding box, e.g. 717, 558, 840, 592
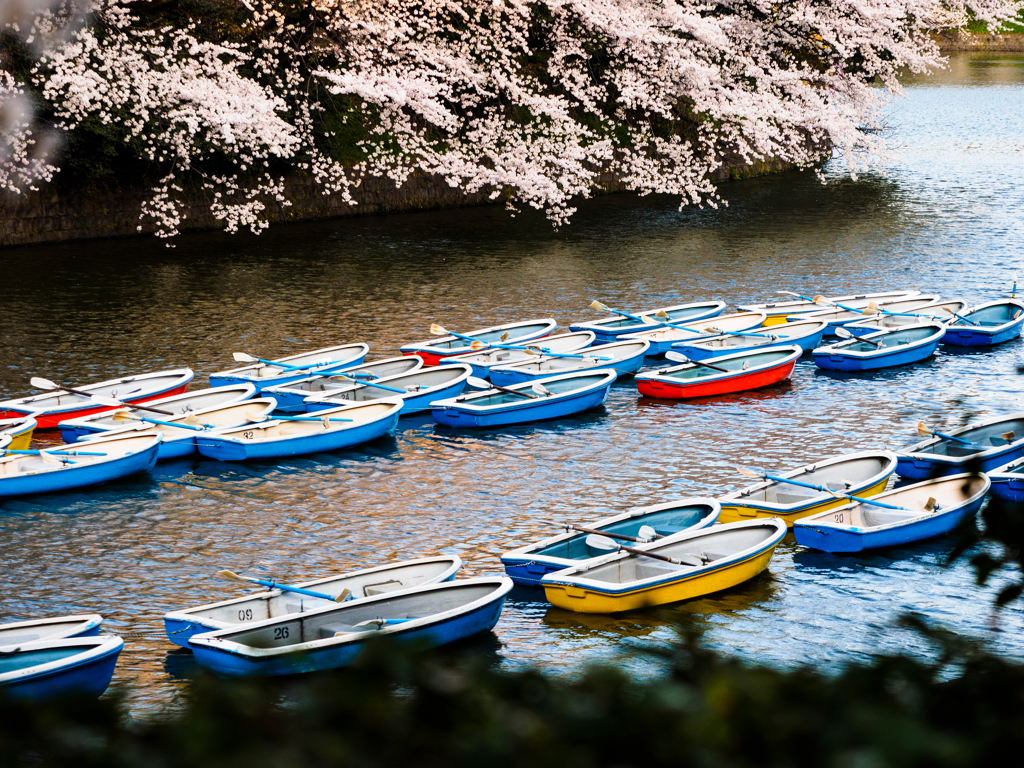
934, 31, 1024, 51
0, 157, 793, 248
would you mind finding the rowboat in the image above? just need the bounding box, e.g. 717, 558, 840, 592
500, 498, 720, 586
896, 413, 1024, 480
0, 431, 162, 499
844, 299, 967, 337
812, 323, 945, 371
540, 518, 787, 613
718, 450, 898, 525
189, 577, 513, 677
439, 332, 596, 379
623, 311, 767, 356
635, 346, 801, 399
163, 556, 463, 647
0, 416, 36, 450
793, 473, 990, 552
987, 456, 1024, 502
0, 614, 103, 645
400, 319, 558, 366
568, 301, 727, 343
431, 370, 616, 428
57, 383, 257, 442
666, 319, 827, 360
795, 295, 941, 338
0, 636, 124, 699
92, 398, 279, 460
195, 399, 402, 461
208, 344, 370, 392
489, 340, 650, 386
941, 299, 1024, 346
738, 291, 921, 326
262, 357, 425, 412
0, 368, 194, 429
303, 364, 473, 416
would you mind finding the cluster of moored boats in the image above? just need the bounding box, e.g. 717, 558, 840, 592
2, 288, 1023, 698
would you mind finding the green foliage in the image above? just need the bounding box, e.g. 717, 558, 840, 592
966, 9, 1024, 33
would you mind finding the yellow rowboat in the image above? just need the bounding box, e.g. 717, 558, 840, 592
738, 291, 921, 326
541, 518, 786, 614
0, 417, 37, 451
717, 450, 897, 526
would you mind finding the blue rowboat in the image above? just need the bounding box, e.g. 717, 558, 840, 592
896, 413, 1024, 480
622, 311, 767, 356
0, 368, 195, 429
208, 344, 370, 392
438, 331, 596, 379
718, 451, 898, 526
303, 364, 473, 416
0, 615, 103, 645
189, 577, 513, 678
0, 636, 124, 699
844, 299, 967, 338
794, 295, 940, 338
667, 319, 827, 360
987, 456, 1024, 502
568, 301, 727, 343
541, 518, 787, 613
400, 319, 558, 365
58, 383, 257, 442
91, 398, 279, 461
942, 299, 1024, 346
489, 340, 650, 386
793, 473, 990, 552
0, 431, 161, 499
163, 556, 462, 648
812, 322, 945, 371
500, 498, 720, 586
431, 369, 616, 428
738, 290, 921, 326
262, 357, 425, 412
195, 399, 402, 461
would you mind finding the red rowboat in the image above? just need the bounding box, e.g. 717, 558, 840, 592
0, 368, 194, 429
635, 346, 801, 399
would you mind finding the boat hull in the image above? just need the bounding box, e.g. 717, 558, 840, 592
989, 474, 1024, 503
542, 539, 779, 613
942, 321, 1024, 346
813, 339, 940, 371
0, 638, 123, 700
718, 476, 893, 526
941, 299, 1024, 347
636, 356, 796, 399
897, 446, 1024, 480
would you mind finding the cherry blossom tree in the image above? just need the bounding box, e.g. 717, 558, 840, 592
2, 0, 1021, 238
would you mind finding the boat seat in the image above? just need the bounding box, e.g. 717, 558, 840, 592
363, 580, 404, 596
775, 492, 818, 504
319, 622, 374, 638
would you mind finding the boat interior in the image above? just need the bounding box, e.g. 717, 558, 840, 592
119, 400, 277, 439
726, 454, 893, 505
0, 647, 87, 673
455, 373, 609, 406
0, 619, 94, 644
530, 505, 717, 560
835, 324, 941, 352
220, 402, 396, 440
0, 433, 158, 475
215, 581, 501, 649
805, 475, 987, 528
182, 560, 459, 625
566, 524, 778, 584
917, 418, 1024, 456
320, 367, 468, 402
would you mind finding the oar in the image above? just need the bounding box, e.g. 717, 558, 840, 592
468, 339, 612, 361
547, 521, 659, 543
835, 327, 882, 348
942, 306, 980, 326
232, 352, 343, 373
736, 466, 932, 512
864, 302, 930, 318
776, 291, 816, 302
812, 295, 865, 314
113, 410, 212, 431
664, 351, 730, 373
317, 372, 409, 395
465, 377, 552, 399
216, 569, 350, 602
430, 324, 512, 350
1, 448, 107, 457
706, 326, 776, 339
352, 618, 416, 629
247, 413, 353, 425
590, 301, 700, 335
29, 377, 175, 416
916, 422, 985, 447
585, 534, 704, 566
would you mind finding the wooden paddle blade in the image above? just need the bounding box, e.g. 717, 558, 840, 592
1003, 431, 1016, 442
469, 340, 487, 349
232, 352, 258, 362
654, 310, 670, 319
590, 300, 610, 312
812, 295, 831, 305
500, 332, 510, 341
215, 569, 247, 582
30, 376, 58, 390
112, 409, 138, 421
334, 588, 352, 603
917, 422, 932, 437
736, 466, 762, 478
924, 497, 939, 511
429, 324, 448, 336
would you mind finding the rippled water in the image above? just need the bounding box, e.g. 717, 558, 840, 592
2, 54, 1024, 715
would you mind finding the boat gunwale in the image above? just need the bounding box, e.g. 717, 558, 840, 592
0, 636, 124, 685
0, 614, 103, 645
431, 369, 616, 414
